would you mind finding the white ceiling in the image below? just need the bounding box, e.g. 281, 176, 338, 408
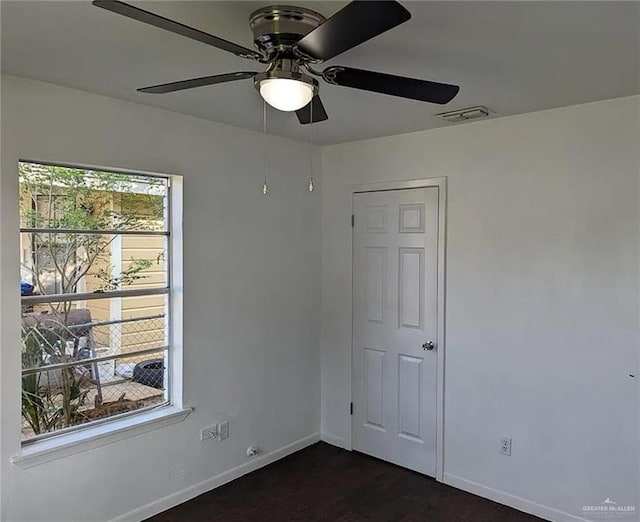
2, 1, 639, 145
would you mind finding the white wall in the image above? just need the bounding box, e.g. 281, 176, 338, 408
0, 75, 321, 522
320, 96, 640, 521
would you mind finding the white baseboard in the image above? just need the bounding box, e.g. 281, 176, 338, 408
320, 432, 349, 450
444, 473, 591, 522
111, 432, 320, 522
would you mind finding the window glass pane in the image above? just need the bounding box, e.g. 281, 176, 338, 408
19, 162, 172, 444
20, 232, 168, 296
21, 297, 169, 442
19, 163, 167, 232
19, 163, 169, 298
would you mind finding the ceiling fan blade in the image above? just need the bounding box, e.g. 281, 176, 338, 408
296, 95, 329, 125
323, 66, 460, 104
138, 72, 258, 94
92, 1, 262, 60
293, 1, 410, 62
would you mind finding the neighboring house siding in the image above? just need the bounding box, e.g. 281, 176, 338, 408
85, 261, 112, 321
120, 234, 165, 354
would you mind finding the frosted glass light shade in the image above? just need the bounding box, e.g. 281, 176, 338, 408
259, 78, 314, 112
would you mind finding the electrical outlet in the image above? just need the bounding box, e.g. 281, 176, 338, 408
218, 421, 229, 441
500, 436, 512, 456
200, 425, 218, 441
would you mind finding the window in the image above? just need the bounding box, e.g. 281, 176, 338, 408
19, 161, 175, 444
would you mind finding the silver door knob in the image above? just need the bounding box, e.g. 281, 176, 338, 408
422, 341, 435, 351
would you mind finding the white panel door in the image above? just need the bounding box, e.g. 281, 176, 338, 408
352, 188, 439, 476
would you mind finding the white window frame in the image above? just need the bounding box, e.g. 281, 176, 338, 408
12, 161, 189, 469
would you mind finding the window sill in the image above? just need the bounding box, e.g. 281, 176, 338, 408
12, 405, 192, 469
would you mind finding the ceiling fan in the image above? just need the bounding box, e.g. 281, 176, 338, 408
92, 1, 460, 125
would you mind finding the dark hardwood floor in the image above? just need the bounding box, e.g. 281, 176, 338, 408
147, 442, 545, 522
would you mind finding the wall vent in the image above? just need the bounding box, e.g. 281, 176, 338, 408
436, 106, 490, 123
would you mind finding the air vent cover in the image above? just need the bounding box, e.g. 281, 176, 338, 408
437, 106, 490, 123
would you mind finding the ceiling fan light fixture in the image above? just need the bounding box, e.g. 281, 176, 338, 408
259, 78, 314, 112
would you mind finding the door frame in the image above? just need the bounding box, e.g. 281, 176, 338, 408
349, 177, 447, 482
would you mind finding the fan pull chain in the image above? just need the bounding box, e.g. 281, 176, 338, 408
308, 99, 314, 192
262, 100, 268, 195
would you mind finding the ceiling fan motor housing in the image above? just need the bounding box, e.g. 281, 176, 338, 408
253, 57, 319, 97
249, 5, 326, 57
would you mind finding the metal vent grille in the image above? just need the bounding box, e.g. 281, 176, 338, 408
436, 106, 490, 123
